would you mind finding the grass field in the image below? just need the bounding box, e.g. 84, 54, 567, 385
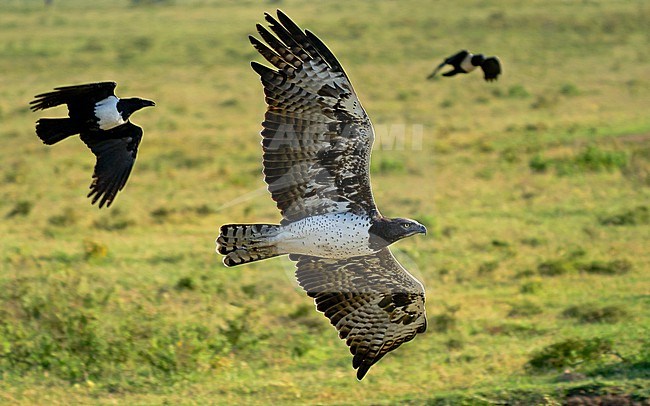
1, 0, 649, 404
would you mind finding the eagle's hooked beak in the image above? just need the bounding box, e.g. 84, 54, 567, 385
417, 223, 427, 236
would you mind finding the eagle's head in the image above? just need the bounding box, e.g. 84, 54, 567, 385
368, 217, 427, 250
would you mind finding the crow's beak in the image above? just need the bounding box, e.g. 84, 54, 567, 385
143, 99, 156, 107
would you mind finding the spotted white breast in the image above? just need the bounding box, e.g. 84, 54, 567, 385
94, 96, 126, 130
275, 212, 375, 258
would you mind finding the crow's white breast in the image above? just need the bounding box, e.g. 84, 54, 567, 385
94, 96, 126, 130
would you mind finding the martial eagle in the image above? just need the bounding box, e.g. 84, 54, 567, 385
427, 49, 502, 82
30, 82, 155, 208
216, 11, 427, 380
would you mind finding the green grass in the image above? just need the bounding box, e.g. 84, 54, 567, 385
1, 0, 649, 404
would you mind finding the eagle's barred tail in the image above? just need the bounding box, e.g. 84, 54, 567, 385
216, 224, 283, 267
35, 118, 78, 145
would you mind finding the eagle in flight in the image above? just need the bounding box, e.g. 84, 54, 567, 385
216, 11, 428, 380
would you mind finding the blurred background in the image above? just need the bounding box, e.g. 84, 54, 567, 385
0, 0, 648, 404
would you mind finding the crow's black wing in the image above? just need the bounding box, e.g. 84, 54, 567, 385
442, 68, 463, 77
30, 81, 117, 111
481, 57, 502, 81
444, 50, 469, 66
426, 60, 448, 79
80, 122, 142, 208
427, 50, 469, 79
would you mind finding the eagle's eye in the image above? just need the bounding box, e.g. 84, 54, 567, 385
401, 223, 411, 229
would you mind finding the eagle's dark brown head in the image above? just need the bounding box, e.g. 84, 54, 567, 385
368, 217, 427, 251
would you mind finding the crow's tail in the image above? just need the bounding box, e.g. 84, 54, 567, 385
35, 118, 78, 145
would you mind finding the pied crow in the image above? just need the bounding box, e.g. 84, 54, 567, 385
30, 81, 155, 208
427, 50, 501, 82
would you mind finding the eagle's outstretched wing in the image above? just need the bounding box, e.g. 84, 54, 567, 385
292, 248, 427, 380
80, 122, 142, 208
250, 10, 377, 223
